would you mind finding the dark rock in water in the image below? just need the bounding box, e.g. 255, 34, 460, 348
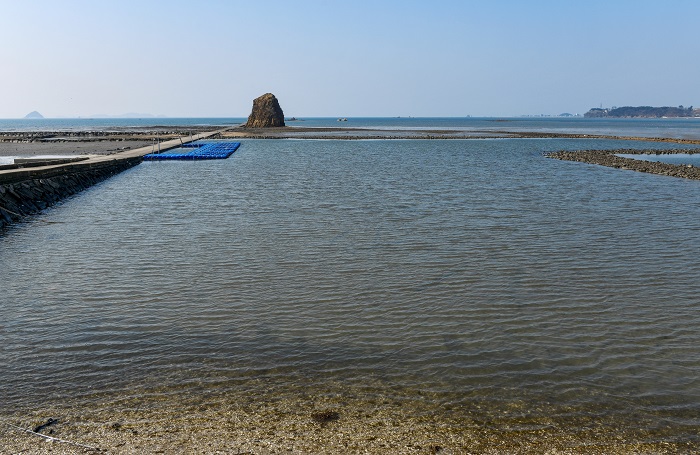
311, 410, 340, 423
244, 93, 285, 128
24, 111, 44, 119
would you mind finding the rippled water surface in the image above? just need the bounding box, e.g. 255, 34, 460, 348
2, 138, 700, 444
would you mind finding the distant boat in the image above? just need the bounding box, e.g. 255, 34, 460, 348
337, 118, 347, 122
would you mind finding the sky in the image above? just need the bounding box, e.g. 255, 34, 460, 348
1, 0, 698, 118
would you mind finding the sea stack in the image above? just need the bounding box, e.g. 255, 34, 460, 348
244, 93, 285, 128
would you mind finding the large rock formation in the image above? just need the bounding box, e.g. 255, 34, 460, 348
244, 93, 285, 128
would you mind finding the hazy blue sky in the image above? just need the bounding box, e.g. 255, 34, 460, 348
1, 0, 698, 118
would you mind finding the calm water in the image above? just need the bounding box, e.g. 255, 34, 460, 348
2, 138, 700, 443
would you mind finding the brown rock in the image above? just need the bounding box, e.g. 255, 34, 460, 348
244, 93, 285, 128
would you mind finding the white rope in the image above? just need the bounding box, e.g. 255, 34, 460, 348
0, 204, 22, 217
4, 422, 101, 452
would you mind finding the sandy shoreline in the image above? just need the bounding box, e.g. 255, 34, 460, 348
2, 384, 697, 454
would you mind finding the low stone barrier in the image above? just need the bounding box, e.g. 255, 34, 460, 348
545, 148, 700, 180
0, 157, 142, 230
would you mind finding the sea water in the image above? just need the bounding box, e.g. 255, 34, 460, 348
1, 137, 700, 445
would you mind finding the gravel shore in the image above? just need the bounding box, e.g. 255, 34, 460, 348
2, 387, 696, 454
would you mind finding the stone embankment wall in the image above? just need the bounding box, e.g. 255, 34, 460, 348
0, 127, 219, 143
546, 148, 700, 180
0, 157, 141, 230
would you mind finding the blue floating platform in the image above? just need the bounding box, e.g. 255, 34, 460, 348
143, 141, 241, 161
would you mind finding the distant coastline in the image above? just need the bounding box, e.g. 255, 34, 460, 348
585, 105, 699, 118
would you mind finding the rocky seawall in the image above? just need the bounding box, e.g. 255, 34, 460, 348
0, 126, 222, 143
545, 148, 700, 180
0, 157, 142, 230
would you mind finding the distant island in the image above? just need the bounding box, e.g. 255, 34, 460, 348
24, 111, 44, 119
584, 105, 699, 118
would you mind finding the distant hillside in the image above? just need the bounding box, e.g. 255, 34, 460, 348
24, 111, 44, 119
585, 106, 698, 118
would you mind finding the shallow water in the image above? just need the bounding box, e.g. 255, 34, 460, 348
2, 138, 700, 446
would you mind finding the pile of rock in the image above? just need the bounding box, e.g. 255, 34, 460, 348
244, 93, 285, 128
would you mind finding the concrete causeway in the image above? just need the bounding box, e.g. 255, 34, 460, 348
0, 128, 224, 184
0, 128, 226, 229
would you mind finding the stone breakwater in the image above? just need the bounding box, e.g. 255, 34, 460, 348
0, 126, 221, 143
545, 148, 700, 180
0, 157, 141, 230
0, 128, 224, 230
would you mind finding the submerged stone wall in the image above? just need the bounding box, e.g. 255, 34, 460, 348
545, 148, 700, 180
0, 157, 142, 230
